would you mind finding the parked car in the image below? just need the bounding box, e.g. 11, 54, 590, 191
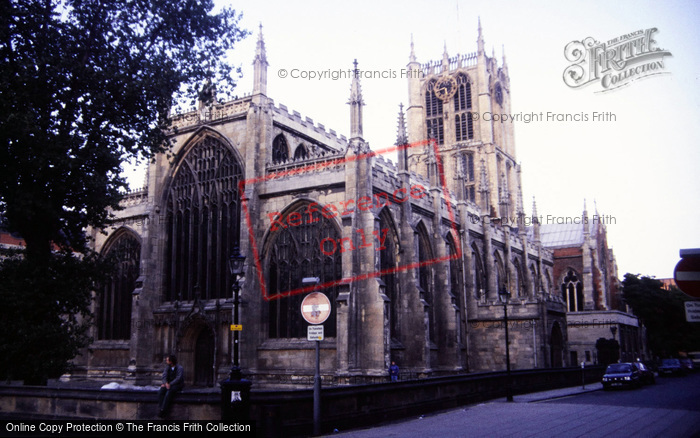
602, 363, 642, 390
635, 361, 656, 385
642, 360, 658, 373
658, 358, 685, 376
688, 352, 700, 369
680, 358, 695, 373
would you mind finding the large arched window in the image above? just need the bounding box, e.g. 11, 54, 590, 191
472, 245, 486, 301
267, 203, 342, 338
164, 136, 242, 302
379, 210, 400, 343
272, 134, 289, 163
530, 264, 540, 296
425, 79, 444, 145
561, 269, 584, 312
494, 252, 507, 296
454, 74, 474, 141
417, 223, 436, 343
98, 230, 140, 340
446, 233, 464, 343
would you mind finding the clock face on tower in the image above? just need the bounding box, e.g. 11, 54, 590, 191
434, 75, 458, 101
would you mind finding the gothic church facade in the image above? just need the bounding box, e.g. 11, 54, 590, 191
77, 24, 569, 386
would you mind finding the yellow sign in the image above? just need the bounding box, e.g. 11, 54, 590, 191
230, 324, 243, 331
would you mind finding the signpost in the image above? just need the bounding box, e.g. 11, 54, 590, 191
685, 301, 700, 323
674, 248, 700, 299
301, 279, 330, 436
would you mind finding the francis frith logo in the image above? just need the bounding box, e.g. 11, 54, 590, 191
563, 27, 672, 93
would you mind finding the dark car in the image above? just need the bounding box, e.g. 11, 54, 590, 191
635, 361, 655, 385
602, 363, 642, 390
658, 358, 685, 376
680, 358, 695, 373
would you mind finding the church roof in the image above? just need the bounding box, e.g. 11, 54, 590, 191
538, 223, 585, 248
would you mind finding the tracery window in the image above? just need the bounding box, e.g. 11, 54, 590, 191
417, 223, 436, 342
272, 134, 289, 163
425, 79, 444, 145
447, 233, 464, 341
561, 269, 584, 312
454, 74, 474, 141
461, 153, 475, 202
379, 210, 400, 343
267, 204, 341, 338
473, 246, 486, 301
98, 231, 140, 340
294, 144, 308, 160
164, 136, 242, 302
530, 264, 540, 296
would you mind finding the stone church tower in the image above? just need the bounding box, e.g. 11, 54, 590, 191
77, 23, 569, 387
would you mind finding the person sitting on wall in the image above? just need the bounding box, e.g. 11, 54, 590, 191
158, 354, 184, 418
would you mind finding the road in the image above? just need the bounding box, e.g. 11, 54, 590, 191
543, 372, 700, 411
329, 372, 700, 438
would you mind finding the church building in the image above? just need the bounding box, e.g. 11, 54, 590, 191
78, 23, 570, 387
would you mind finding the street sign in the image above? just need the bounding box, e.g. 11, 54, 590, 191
230, 324, 243, 331
308, 325, 324, 341
301, 292, 331, 325
674, 249, 700, 298
686, 301, 700, 322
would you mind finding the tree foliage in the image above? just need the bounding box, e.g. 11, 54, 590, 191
0, 250, 111, 384
0, 0, 248, 261
0, 0, 247, 383
621, 273, 700, 358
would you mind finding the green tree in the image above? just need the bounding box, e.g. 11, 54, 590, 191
621, 273, 700, 358
0, 0, 247, 384
0, 250, 110, 384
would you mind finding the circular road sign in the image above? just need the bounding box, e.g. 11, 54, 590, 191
674, 256, 700, 298
301, 292, 331, 325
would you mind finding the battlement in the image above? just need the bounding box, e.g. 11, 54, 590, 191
421, 52, 478, 76
270, 100, 348, 153
168, 95, 253, 131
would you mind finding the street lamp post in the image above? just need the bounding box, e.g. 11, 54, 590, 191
499, 287, 514, 402
220, 247, 251, 422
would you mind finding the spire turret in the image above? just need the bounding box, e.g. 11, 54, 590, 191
409, 34, 417, 63
442, 41, 449, 71
396, 103, 407, 146
477, 17, 485, 55
348, 59, 364, 140
479, 158, 490, 212
253, 23, 268, 95
532, 196, 541, 243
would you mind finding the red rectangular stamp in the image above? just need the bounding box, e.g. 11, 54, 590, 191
239, 139, 461, 301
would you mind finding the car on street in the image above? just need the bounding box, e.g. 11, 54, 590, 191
680, 358, 694, 373
635, 361, 656, 385
602, 362, 642, 390
688, 352, 700, 369
658, 358, 685, 376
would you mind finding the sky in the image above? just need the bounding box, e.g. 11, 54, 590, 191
125, 0, 700, 280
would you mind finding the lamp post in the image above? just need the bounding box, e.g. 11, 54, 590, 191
229, 249, 245, 379
499, 287, 514, 402
220, 246, 251, 422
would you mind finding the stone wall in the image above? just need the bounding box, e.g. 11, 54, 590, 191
2, 366, 604, 437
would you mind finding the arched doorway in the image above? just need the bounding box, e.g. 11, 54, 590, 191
550, 322, 563, 368
194, 328, 215, 387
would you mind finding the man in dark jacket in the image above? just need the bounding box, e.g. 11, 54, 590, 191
158, 355, 184, 417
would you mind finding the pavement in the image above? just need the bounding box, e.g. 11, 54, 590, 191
324, 382, 700, 438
